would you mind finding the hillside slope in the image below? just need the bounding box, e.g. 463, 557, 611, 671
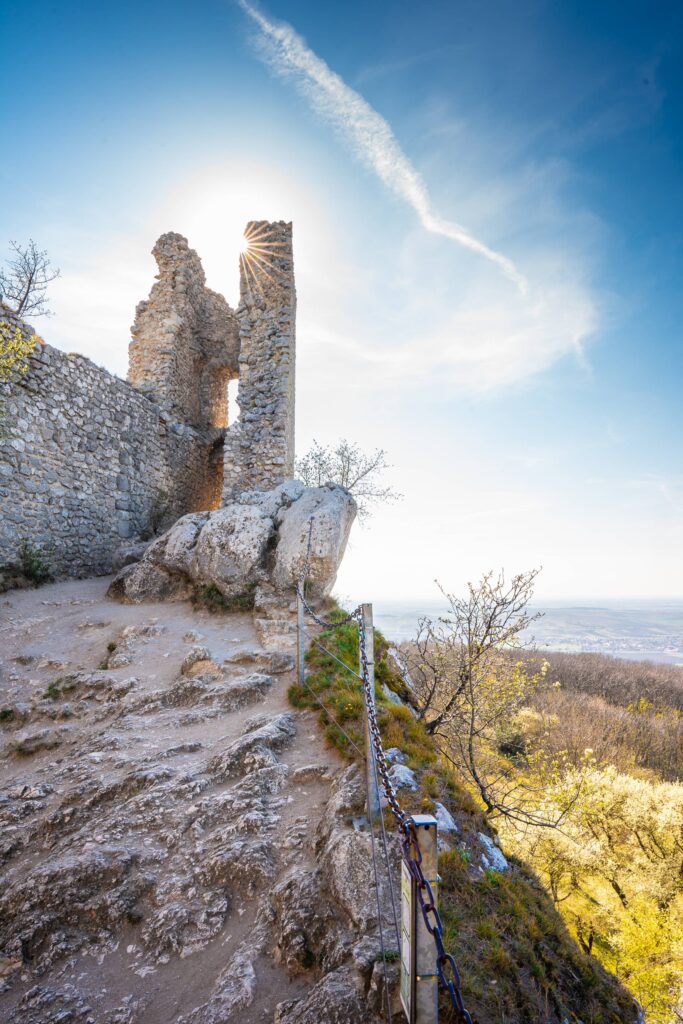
0, 580, 639, 1023
292, 614, 641, 1024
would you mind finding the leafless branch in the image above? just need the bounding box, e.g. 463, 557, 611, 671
295, 438, 403, 520
0, 240, 60, 318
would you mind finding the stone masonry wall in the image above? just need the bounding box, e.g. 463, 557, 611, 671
222, 221, 296, 498
0, 309, 213, 578
0, 220, 298, 580
128, 233, 240, 430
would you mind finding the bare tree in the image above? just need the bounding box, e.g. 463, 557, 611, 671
0, 240, 60, 318
295, 438, 402, 520
409, 571, 542, 736
406, 570, 580, 828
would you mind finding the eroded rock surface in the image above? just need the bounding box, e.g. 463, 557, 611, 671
0, 578, 394, 1023
108, 482, 357, 609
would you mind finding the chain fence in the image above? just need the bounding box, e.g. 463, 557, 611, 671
296, 521, 472, 1024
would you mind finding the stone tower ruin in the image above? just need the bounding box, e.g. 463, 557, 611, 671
128, 232, 240, 432
223, 221, 296, 498
0, 221, 297, 579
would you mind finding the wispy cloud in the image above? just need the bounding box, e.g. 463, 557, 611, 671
238, 1, 527, 293
353, 44, 461, 87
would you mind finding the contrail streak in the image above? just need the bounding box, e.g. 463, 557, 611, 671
238, 1, 528, 294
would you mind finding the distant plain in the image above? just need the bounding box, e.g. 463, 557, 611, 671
367, 598, 683, 665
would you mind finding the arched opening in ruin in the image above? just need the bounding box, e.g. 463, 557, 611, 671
203, 367, 231, 429
193, 368, 239, 512
194, 437, 226, 512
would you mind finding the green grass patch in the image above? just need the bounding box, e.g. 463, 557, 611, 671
289, 614, 438, 780
192, 584, 256, 613
378, 948, 401, 963
41, 676, 79, 701
438, 851, 637, 1023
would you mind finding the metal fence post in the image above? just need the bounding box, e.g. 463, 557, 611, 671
297, 591, 305, 686
400, 814, 439, 1023
361, 602, 381, 823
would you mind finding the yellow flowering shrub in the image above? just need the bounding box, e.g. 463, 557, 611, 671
0, 320, 38, 383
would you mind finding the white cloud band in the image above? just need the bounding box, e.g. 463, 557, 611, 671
239, 0, 527, 293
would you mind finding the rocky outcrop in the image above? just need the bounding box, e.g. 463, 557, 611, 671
108, 482, 357, 608
269, 765, 401, 1023
0, 584, 394, 1023
272, 483, 359, 598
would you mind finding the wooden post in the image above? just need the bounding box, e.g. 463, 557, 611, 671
400, 814, 439, 1023
361, 602, 381, 823
297, 591, 305, 686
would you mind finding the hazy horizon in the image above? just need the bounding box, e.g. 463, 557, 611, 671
360, 595, 683, 665
344, 594, 683, 607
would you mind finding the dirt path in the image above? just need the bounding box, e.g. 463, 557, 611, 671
0, 577, 347, 1023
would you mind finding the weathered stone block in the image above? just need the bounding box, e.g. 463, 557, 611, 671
108, 482, 355, 607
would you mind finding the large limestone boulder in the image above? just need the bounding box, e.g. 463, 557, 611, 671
191, 505, 274, 599
107, 482, 356, 607
111, 540, 151, 573
273, 485, 357, 600
146, 512, 209, 576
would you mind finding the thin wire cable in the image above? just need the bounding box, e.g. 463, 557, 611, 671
301, 616, 395, 1024
362, 623, 402, 975
296, 672, 365, 758
296, 517, 362, 629
366, 762, 395, 1024
312, 640, 364, 681
370, 747, 402, 953
297, 538, 472, 1020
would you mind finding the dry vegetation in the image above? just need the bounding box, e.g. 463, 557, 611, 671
289, 610, 639, 1023
526, 649, 683, 711
508, 650, 683, 782
396, 596, 683, 1024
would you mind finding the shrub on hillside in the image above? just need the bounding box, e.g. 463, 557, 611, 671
518, 649, 683, 711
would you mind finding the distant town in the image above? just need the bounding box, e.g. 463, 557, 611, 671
373, 599, 683, 665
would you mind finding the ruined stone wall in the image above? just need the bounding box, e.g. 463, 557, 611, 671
222, 221, 296, 498
128, 233, 240, 430
0, 311, 213, 578
0, 220, 298, 580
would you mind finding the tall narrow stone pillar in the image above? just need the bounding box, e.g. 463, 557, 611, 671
222, 221, 296, 499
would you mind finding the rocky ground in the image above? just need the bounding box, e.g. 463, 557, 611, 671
0, 578, 397, 1023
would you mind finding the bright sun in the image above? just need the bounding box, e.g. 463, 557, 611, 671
155, 160, 330, 306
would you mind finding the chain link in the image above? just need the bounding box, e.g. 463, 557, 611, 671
399, 820, 473, 1024
358, 613, 473, 1024
358, 613, 408, 828
296, 518, 361, 628
297, 518, 472, 1022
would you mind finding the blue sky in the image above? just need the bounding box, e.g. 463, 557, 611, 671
2, 0, 683, 599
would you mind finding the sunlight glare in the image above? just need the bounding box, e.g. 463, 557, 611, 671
154, 160, 331, 305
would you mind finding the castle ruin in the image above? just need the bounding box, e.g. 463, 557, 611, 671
0, 221, 296, 578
